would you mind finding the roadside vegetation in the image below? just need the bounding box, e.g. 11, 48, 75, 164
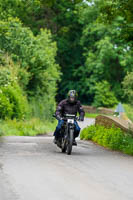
123, 104, 133, 122
85, 113, 99, 118
80, 125, 133, 156
0, 119, 57, 136
0, 21, 60, 136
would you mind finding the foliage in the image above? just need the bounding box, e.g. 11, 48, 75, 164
80, 124, 133, 155
123, 104, 133, 122
122, 72, 133, 105
79, 5, 133, 102
51, 1, 84, 102
0, 18, 60, 122
0, 18, 60, 97
93, 81, 118, 108
0, 54, 29, 120
0, 0, 41, 34
29, 96, 56, 121
49, 0, 133, 104
0, 85, 28, 120
0, 118, 57, 136
97, 0, 133, 43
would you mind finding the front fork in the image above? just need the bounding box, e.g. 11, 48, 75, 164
59, 123, 75, 148
67, 124, 75, 142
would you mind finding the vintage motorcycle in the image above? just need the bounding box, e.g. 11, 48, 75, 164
54, 114, 80, 155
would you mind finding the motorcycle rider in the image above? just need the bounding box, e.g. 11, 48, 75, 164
53, 90, 85, 145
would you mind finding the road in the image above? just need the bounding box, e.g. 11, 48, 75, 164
0, 118, 133, 200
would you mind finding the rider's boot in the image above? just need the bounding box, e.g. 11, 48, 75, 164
73, 138, 77, 146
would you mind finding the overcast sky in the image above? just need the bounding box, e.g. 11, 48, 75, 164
83, 0, 94, 6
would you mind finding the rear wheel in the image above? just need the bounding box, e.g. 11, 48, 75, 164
57, 138, 62, 148
67, 129, 74, 155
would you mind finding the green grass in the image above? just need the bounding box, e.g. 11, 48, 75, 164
0, 118, 57, 136
80, 124, 133, 156
85, 104, 133, 122
85, 113, 99, 118
123, 104, 133, 122
85, 112, 113, 118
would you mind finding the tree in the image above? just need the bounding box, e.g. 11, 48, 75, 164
77, 1, 133, 103
0, 53, 29, 119
93, 81, 118, 108
97, 0, 133, 43
122, 72, 133, 105
0, 18, 60, 97
0, 0, 132, 106
0, 18, 60, 119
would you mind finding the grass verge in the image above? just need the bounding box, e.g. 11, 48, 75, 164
0, 118, 57, 136
80, 125, 133, 156
85, 113, 99, 118
123, 104, 133, 122
85, 112, 114, 118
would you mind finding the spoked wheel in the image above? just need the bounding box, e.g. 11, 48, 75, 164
61, 137, 66, 153
66, 129, 74, 155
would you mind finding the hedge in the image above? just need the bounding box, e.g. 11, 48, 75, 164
80, 125, 133, 155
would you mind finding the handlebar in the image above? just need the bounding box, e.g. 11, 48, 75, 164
53, 114, 82, 122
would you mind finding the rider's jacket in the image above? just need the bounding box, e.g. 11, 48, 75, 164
56, 99, 85, 119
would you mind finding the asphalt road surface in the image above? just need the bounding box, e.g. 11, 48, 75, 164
0, 118, 133, 200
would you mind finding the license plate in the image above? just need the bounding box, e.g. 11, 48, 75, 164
68, 119, 74, 123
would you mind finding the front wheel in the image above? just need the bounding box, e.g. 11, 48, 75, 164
67, 129, 74, 155
62, 139, 67, 153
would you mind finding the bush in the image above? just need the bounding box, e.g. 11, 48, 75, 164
0, 18, 60, 98
0, 84, 29, 120
29, 96, 56, 121
80, 125, 133, 155
93, 81, 118, 108
0, 53, 30, 90
0, 53, 57, 121
0, 89, 13, 119
0, 19, 60, 120
0, 54, 29, 120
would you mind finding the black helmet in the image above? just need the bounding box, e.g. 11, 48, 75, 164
67, 90, 78, 103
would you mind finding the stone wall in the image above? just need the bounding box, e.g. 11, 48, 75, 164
83, 106, 98, 114
83, 106, 114, 115
95, 115, 133, 135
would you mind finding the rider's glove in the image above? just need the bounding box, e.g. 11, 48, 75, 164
56, 115, 62, 121
79, 116, 84, 121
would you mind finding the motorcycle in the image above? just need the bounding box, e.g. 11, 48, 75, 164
54, 114, 80, 155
